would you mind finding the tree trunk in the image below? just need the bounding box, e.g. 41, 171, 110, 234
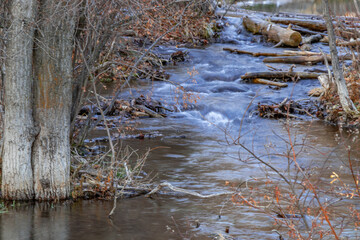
32, 1, 76, 200
2, 0, 76, 200
2, 0, 37, 200
322, 0, 359, 115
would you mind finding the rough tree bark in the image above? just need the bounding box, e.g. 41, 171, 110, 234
322, 0, 359, 115
32, 1, 76, 200
2, 0, 37, 200
2, 0, 77, 200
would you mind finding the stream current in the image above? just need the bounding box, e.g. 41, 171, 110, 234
1, 1, 360, 239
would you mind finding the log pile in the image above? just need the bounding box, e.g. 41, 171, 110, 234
218, 7, 359, 122
217, 9, 358, 38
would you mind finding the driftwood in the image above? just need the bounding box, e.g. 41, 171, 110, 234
283, 50, 322, 56
290, 25, 327, 36
263, 54, 353, 65
216, 9, 353, 35
242, 71, 321, 80
79, 96, 168, 120
223, 48, 293, 57
218, 10, 327, 32
134, 104, 164, 118
224, 48, 324, 58
258, 98, 301, 119
263, 55, 327, 65
145, 182, 233, 198
269, 17, 327, 32
252, 78, 288, 87
79, 181, 234, 199
258, 98, 315, 119
243, 16, 302, 47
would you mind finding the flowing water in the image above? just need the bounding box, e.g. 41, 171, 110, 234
1, 1, 359, 239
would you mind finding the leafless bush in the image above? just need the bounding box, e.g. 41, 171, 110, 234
219, 109, 360, 239
70, 0, 215, 143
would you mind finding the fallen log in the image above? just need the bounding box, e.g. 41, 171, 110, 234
215, 9, 321, 21
223, 47, 293, 57
268, 17, 327, 32
216, 9, 352, 34
258, 100, 301, 119
283, 50, 322, 56
241, 71, 321, 80
134, 104, 164, 118
252, 78, 288, 87
263, 54, 353, 64
290, 25, 327, 36
263, 55, 327, 65
223, 48, 328, 60
243, 16, 302, 47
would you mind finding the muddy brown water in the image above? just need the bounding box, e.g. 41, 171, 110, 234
1, 1, 360, 239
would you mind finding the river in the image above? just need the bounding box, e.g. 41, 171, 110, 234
1, 1, 359, 239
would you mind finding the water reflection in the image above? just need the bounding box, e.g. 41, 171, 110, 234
238, 0, 357, 15
1, 203, 69, 240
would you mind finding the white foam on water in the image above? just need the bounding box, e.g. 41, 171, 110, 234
204, 111, 230, 126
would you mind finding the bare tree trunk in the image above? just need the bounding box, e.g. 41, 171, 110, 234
322, 0, 359, 115
354, 0, 360, 15
32, 0, 76, 200
1, 0, 37, 200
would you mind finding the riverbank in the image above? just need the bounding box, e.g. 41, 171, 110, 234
2, 1, 360, 239
216, 6, 360, 128
70, 0, 360, 202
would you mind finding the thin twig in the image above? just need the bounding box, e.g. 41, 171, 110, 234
145, 182, 233, 198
